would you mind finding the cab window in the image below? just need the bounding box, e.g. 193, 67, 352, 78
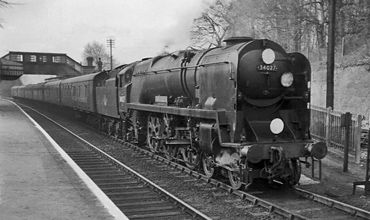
118, 75, 123, 87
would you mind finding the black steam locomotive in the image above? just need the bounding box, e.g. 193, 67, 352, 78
12, 37, 327, 189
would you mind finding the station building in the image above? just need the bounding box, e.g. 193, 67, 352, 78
0, 51, 96, 97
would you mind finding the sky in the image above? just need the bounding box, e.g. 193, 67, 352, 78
0, 0, 214, 65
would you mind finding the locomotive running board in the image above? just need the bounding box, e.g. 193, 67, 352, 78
126, 103, 227, 122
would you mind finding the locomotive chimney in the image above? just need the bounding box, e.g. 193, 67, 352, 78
86, 56, 94, 67
223, 36, 254, 46
97, 57, 103, 71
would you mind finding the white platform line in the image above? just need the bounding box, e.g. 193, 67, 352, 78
7, 99, 128, 220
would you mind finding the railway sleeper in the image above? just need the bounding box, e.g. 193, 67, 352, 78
98, 180, 140, 187
78, 165, 116, 170
122, 205, 177, 214
72, 159, 108, 164
116, 200, 167, 208
99, 185, 146, 191
105, 190, 152, 197
127, 211, 186, 220
110, 194, 160, 202
69, 155, 104, 160
79, 166, 116, 171
93, 177, 135, 183
86, 174, 127, 179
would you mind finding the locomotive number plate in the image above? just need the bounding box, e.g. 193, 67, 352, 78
257, 64, 278, 72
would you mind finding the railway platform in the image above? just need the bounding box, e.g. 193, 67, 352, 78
0, 98, 127, 220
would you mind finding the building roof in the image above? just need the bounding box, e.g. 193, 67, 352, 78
1, 51, 67, 58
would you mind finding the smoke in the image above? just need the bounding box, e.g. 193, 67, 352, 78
215, 150, 239, 166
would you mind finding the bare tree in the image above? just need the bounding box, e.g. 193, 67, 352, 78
190, 0, 233, 48
338, 0, 370, 55
220, 0, 328, 59
190, 0, 318, 52
82, 41, 118, 70
191, 0, 370, 62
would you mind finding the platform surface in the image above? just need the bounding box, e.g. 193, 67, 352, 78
0, 99, 123, 220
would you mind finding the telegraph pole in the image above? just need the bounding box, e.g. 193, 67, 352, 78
326, 0, 336, 109
107, 39, 115, 70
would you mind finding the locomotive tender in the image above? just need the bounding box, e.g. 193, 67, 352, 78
12, 37, 327, 189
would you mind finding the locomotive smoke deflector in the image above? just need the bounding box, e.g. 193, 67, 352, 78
223, 36, 254, 46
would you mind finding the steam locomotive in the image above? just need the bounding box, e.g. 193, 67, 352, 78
12, 37, 327, 189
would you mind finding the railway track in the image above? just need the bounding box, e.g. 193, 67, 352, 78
22, 105, 212, 220
16, 100, 370, 220
109, 141, 370, 220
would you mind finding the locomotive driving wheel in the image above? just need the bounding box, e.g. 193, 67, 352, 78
228, 170, 243, 190
164, 144, 177, 160
202, 153, 218, 178
147, 115, 161, 152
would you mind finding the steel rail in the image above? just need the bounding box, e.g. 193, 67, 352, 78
294, 187, 370, 219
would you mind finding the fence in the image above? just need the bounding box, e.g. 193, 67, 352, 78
310, 105, 362, 163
